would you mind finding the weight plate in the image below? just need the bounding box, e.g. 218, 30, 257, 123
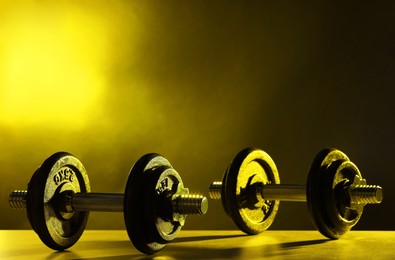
224, 148, 280, 235
307, 148, 363, 239
26, 152, 90, 250
124, 153, 183, 255
220, 165, 231, 216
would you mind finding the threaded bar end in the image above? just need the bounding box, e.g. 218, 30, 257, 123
173, 194, 208, 215
349, 185, 383, 204
9, 190, 28, 209
208, 181, 223, 199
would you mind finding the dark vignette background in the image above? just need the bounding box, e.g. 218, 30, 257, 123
1, 1, 394, 231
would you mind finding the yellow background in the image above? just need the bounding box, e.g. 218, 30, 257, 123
1, 1, 393, 230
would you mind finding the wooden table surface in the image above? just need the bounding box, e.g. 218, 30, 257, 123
1, 230, 394, 259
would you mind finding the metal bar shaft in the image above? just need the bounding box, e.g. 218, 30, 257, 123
72, 193, 124, 212
261, 184, 306, 202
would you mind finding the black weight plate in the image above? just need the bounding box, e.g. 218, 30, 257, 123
307, 148, 363, 239
220, 165, 231, 216
124, 153, 183, 255
26, 152, 90, 250
224, 148, 280, 235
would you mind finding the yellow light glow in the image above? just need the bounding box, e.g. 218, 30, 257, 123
0, 4, 107, 129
